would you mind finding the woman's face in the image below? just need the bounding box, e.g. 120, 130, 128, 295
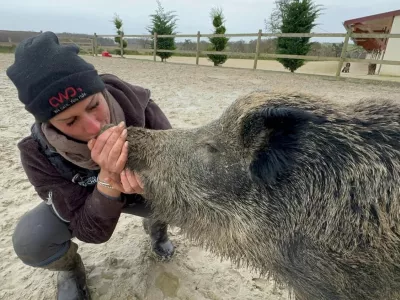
49, 92, 110, 142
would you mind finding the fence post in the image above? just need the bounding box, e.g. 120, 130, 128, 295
153, 32, 157, 62
91, 38, 95, 56
253, 29, 262, 70
120, 31, 124, 58
94, 33, 98, 56
335, 29, 351, 78
196, 31, 201, 65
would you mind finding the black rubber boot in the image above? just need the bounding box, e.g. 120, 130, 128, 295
143, 218, 175, 260
43, 241, 91, 300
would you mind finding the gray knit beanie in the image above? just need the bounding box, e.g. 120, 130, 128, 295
6, 31, 105, 122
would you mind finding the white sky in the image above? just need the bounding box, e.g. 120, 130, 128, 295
0, 0, 399, 42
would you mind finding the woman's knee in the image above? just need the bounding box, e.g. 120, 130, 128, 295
12, 202, 72, 267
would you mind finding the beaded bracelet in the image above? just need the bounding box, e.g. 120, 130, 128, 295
96, 176, 113, 189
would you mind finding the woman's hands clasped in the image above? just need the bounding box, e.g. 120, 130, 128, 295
88, 121, 144, 194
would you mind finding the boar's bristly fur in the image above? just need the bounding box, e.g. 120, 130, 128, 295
121, 91, 400, 300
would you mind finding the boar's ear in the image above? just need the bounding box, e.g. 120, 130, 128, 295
241, 106, 326, 184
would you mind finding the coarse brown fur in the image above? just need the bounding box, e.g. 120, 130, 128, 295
106, 91, 400, 300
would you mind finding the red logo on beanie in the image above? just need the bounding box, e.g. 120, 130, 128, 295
49, 87, 83, 107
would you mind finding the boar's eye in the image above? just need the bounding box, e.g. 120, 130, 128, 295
204, 142, 219, 153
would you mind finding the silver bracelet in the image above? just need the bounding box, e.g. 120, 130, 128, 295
97, 176, 113, 189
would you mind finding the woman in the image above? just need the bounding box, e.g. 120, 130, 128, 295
6, 31, 175, 300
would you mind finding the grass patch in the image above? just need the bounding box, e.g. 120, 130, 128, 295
0, 45, 16, 53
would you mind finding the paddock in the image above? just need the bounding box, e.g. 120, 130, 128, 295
1, 52, 400, 300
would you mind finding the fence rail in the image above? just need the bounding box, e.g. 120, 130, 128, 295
1, 36, 95, 54
96, 32, 400, 38
92, 30, 400, 78
2, 30, 399, 78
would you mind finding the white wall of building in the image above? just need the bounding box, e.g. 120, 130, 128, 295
380, 15, 400, 76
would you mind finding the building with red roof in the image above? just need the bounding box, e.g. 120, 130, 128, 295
343, 10, 400, 76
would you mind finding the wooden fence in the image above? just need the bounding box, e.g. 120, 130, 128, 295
2, 32, 399, 78
59, 37, 93, 54
1, 36, 94, 54
93, 30, 400, 78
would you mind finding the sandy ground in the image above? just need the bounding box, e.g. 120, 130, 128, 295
1, 53, 400, 300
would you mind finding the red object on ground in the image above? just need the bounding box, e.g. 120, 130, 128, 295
101, 51, 112, 57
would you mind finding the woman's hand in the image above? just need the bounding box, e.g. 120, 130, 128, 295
88, 122, 144, 195
101, 169, 144, 194
121, 169, 144, 194
88, 121, 128, 176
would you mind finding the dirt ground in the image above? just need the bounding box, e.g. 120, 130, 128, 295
1, 53, 400, 300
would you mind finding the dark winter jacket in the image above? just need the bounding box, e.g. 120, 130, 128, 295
17, 74, 171, 243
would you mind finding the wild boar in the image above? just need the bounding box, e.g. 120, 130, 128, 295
115, 91, 400, 300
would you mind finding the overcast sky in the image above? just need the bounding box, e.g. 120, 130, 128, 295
0, 0, 399, 42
